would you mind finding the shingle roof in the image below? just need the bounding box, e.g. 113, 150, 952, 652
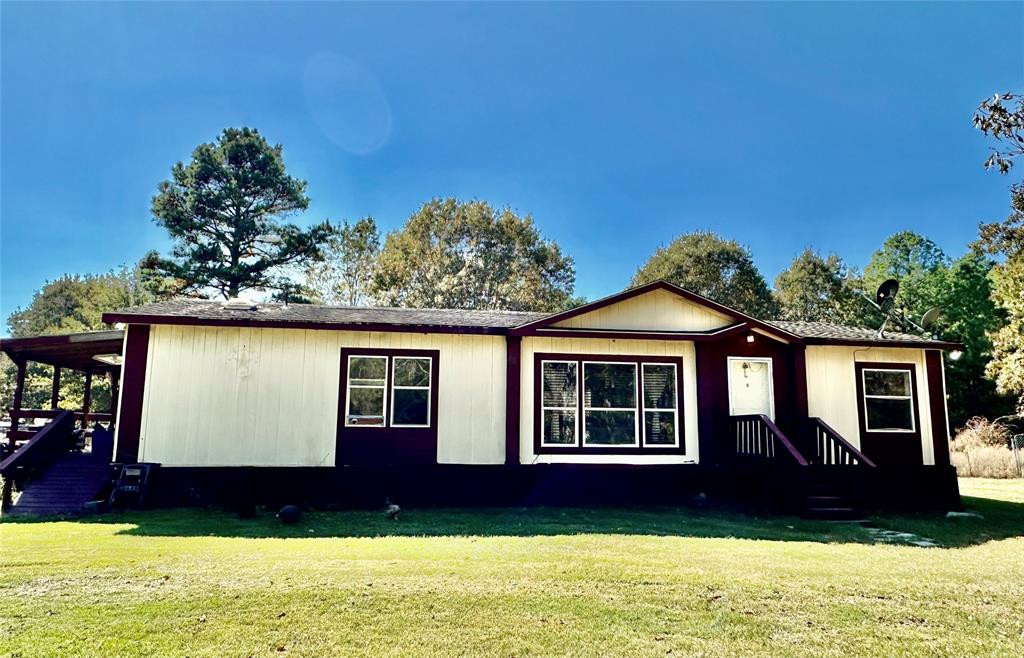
768, 320, 951, 346
104, 299, 550, 331
103, 297, 959, 347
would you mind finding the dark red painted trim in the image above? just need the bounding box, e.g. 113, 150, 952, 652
505, 336, 522, 465
925, 350, 951, 466
532, 352, 686, 455
522, 323, 750, 341
336, 347, 440, 466
854, 361, 923, 466
0, 330, 124, 351
802, 337, 962, 350
509, 280, 802, 343
101, 313, 507, 336
792, 344, 809, 419
694, 343, 717, 464
115, 325, 150, 463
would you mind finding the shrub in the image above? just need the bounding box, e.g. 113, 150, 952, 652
951, 446, 1022, 479
950, 416, 1012, 452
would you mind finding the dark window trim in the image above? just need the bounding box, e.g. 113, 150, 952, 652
533, 352, 685, 455
854, 361, 921, 440
336, 348, 440, 464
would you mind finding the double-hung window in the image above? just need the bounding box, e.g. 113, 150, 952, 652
344, 351, 436, 429
537, 354, 682, 453
860, 366, 916, 433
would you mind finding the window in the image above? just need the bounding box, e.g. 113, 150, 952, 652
344, 352, 435, 429
541, 361, 577, 446
391, 357, 431, 427
643, 363, 678, 446
861, 367, 915, 432
536, 354, 682, 453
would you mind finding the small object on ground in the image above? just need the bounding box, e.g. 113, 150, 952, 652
277, 505, 302, 524
384, 497, 400, 520
945, 510, 984, 519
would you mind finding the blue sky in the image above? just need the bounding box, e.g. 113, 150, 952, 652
2, 2, 1022, 327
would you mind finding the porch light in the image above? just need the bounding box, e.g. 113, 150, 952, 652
93, 353, 123, 366
746, 334, 755, 343
948, 349, 963, 361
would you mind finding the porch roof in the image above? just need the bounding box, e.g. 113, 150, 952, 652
0, 330, 125, 372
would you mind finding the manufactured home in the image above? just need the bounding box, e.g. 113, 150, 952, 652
1, 281, 961, 516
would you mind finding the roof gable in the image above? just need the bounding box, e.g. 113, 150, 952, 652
549, 287, 733, 332
511, 280, 799, 341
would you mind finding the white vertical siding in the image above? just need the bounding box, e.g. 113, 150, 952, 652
519, 336, 699, 465
552, 289, 732, 331
804, 345, 935, 465
138, 326, 506, 466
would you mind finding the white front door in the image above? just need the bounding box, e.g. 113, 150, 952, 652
727, 357, 775, 420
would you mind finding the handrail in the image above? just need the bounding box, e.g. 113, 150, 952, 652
0, 410, 76, 476
804, 417, 877, 468
8, 409, 113, 423
732, 414, 809, 466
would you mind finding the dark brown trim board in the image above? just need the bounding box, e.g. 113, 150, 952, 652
791, 345, 809, 419
505, 336, 522, 465
853, 361, 923, 467
525, 323, 749, 342
532, 352, 686, 456
114, 325, 150, 463
802, 337, 963, 350
925, 350, 952, 466
102, 313, 508, 336
336, 347, 440, 466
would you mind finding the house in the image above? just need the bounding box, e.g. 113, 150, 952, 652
1, 280, 961, 515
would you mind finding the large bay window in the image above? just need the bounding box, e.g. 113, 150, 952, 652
536, 353, 683, 454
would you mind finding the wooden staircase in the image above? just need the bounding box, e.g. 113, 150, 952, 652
4, 452, 111, 516
1, 410, 113, 517
731, 414, 876, 520
800, 467, 866, 521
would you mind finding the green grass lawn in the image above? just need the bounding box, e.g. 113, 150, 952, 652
2, 479, 1022, 657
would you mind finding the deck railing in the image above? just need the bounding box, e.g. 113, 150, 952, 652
801, 418, 877, 467
0, 410, 76, 476
731, 414, 809, 466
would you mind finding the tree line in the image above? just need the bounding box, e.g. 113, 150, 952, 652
3, 95, 1022, 428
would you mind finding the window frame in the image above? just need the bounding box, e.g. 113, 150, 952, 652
338, 347, 440, 436
539, 359, 580, 448
854, 362, 921, 437
389, 355, 434, 429
344, 354, 390, 427
533, 352, 684, 455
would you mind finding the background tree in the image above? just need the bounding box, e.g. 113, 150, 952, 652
938, 252, 1013, 426
304, 217, 381, 305
974, 91, 1024, 412
773, 249, 865, 324
632, 231, 779, 317
372, 198, 575, 311
862, 231, 949, 322
1, 268, 154, 414
142, 127, 332, 299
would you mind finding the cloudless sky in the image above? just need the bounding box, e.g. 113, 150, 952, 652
2, 1, 1022, 331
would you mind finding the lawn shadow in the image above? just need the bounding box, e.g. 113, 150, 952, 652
6, 496, 1023, 547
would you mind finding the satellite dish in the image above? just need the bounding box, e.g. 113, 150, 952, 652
920, 307, 942, 331
875, 279, 899, 309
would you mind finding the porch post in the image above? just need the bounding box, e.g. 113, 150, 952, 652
109, 369, 120, 427
82, 370, 92, 428
50, 366, 62, 409
11, 360, 26, 435
2, 360, 26, 510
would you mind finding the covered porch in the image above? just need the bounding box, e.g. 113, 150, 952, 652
1, 329, 124, 512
